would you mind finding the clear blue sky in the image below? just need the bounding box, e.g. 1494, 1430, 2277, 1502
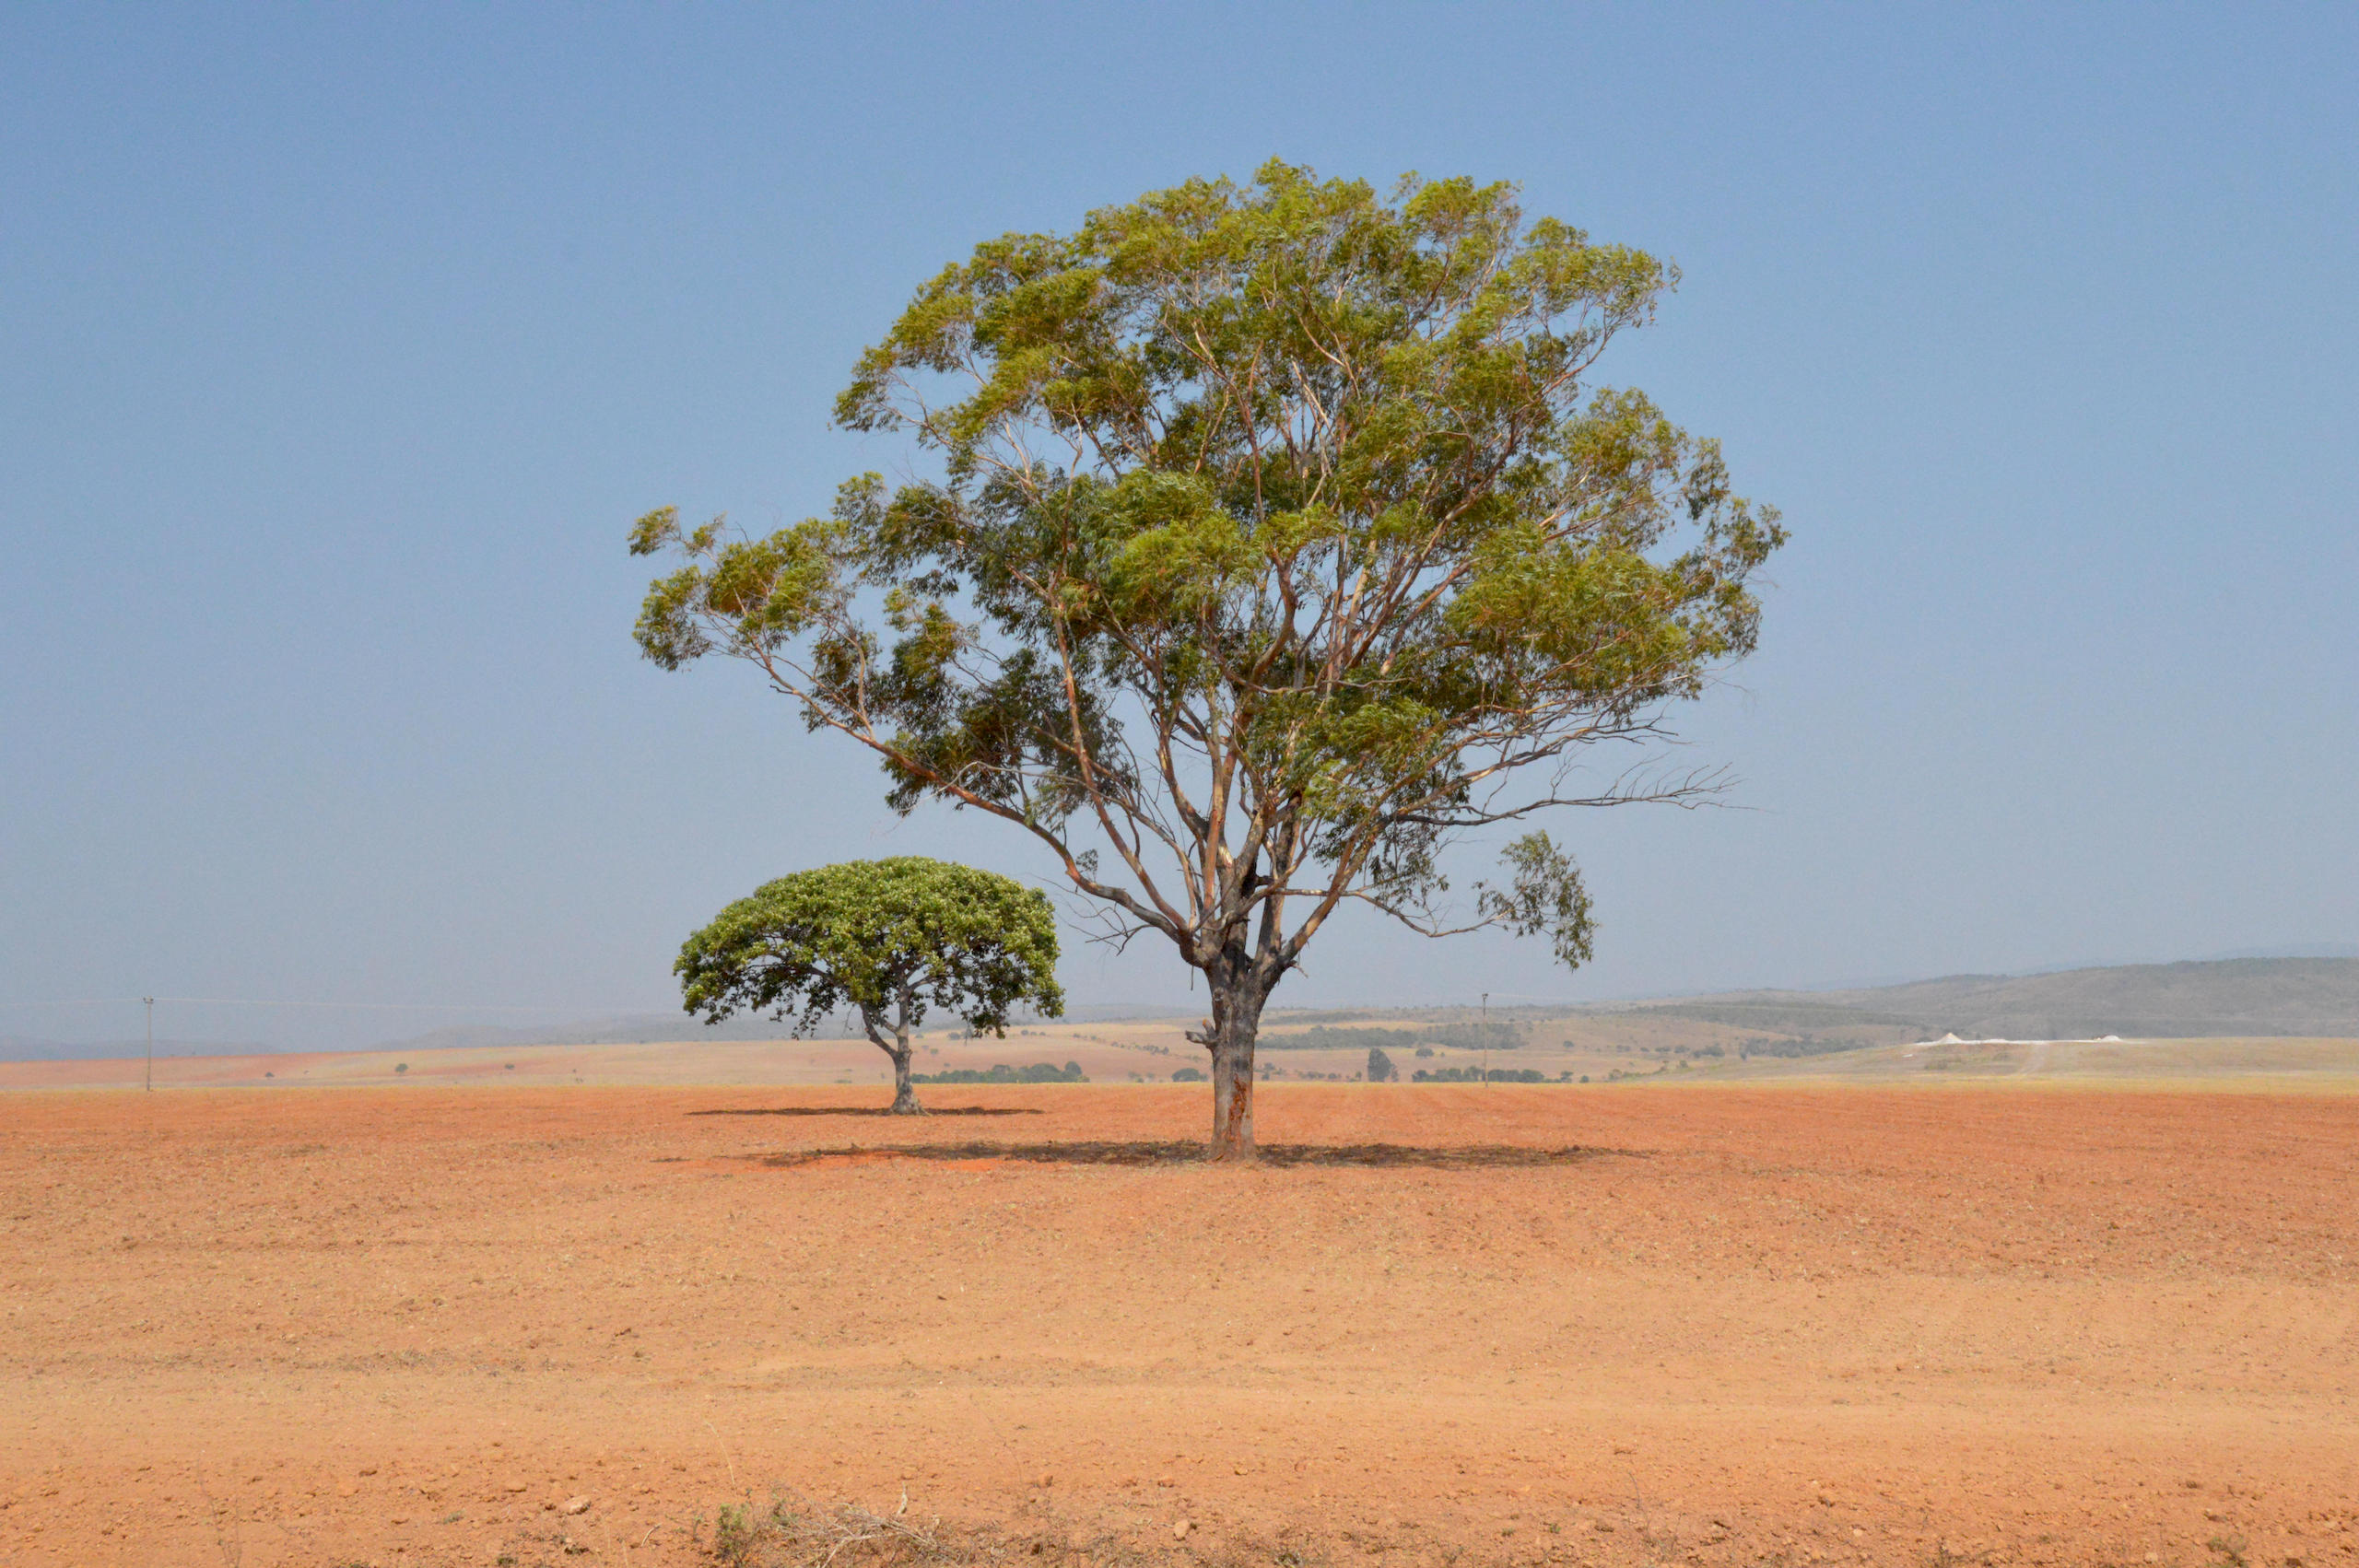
4, 5, 2353, 1047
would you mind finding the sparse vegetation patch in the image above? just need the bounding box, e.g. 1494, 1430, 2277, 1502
1261, 1022, 1527, 1053
911, 1061, 1086, 1084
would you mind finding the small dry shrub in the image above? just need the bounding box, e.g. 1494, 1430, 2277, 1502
696, 1492, 1330, 1568
701, 1493, 951, 1568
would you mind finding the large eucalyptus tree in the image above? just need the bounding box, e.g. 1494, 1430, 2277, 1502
631, 162, 1783, 1159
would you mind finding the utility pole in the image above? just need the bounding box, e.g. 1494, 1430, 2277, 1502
143, 997, 155, 1092
1482, 992, 1490, 1085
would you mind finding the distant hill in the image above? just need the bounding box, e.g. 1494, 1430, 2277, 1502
9, 958, 2352, 1065
1639, 958, 2359, 1040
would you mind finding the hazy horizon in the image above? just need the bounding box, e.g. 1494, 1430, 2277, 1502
13, 945, 2359, 1059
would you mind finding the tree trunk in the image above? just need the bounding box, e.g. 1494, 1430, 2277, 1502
862, 998, 926, 1116
1200, 962, 1272, 1163
886, 1032, 923, 1113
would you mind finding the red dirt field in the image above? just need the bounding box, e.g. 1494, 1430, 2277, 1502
3, 1083, 2355, 1568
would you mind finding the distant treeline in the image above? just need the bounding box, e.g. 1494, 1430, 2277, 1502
1261, 1022, 1524, 1052
1645, 1002, 1926, 1032
912, 1061, 1086, 1084
1736, 1036, 1873, 1059
1411, 1066, 1554, 1083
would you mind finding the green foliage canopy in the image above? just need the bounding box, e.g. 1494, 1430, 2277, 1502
676, 858, 1062, 1040
632, 161, 1781, 1150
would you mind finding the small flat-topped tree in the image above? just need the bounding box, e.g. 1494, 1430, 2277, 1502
675, 858, 1062, 1113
